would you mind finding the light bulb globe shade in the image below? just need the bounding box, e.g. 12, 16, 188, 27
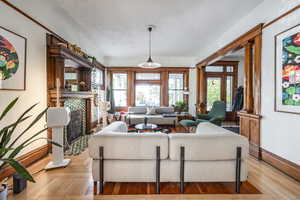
138, 59, 161, 69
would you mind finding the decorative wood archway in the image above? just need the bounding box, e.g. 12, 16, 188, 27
196, 24, 263, 159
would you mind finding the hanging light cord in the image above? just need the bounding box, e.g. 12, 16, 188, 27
148, 26, 152, 60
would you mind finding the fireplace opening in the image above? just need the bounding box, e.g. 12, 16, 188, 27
66, 110, 83, 145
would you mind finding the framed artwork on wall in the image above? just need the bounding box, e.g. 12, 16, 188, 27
275, 23, 300, 114
0, 26, 27, 90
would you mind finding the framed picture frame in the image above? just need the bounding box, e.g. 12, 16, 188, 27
275, 23, 300, 114
0, 26, 27, 90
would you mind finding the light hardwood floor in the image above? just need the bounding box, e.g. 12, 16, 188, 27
8, 150, 300, 200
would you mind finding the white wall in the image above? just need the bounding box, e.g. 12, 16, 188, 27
0, 3, 48, 155
188, 68, 197, 115
195, 0, 300, 164
261, 9, 300, 165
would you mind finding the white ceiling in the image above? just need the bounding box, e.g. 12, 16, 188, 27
9, 0, 263, 66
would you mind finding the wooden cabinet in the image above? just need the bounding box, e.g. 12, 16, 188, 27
238, 111, 261, 159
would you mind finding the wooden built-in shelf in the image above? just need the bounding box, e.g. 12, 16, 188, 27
49, 45, 93, 69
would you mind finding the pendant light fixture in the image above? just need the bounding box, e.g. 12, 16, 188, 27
138, 25, 161, 68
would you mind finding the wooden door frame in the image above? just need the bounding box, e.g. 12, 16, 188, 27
196, 24, 263, 159
203, 61, 239, 120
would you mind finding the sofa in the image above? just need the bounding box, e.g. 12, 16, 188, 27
126, 106, 177, 127
89, 121, 249, 195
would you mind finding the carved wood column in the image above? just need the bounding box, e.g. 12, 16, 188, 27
197, 66, 206, 114
161, 71, 169, 106
243, 42, 254, 113
127, 71, 135, 107
254, 34, 262, 115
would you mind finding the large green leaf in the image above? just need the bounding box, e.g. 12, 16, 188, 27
1, 158, 35, 182
8, 107, 47, 149
0, 97, 19, 121
0, 148, 13, 153
7, 128, 48, 159
0, 116, 31, 146
23, 137, 62, 148
285, 46, 300, 54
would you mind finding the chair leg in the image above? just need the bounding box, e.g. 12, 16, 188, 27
93, 181, 98, 195
235, 147, 241, 193
99, 146, 104, 194
156, 146, 160, 194
180, 146, 185, 193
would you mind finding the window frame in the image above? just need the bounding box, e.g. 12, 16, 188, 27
134, 72, 161, 106
168, 72, 185, 106
112, 72, 128, 108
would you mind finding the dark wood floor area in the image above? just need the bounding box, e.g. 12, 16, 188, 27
101, 181, 260, 195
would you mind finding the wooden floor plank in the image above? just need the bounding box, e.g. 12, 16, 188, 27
7, 149, 300, 200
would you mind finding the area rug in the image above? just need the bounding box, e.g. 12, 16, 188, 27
222, 126, 240, 134
65, 135, 90, 156
101, 181, 261, 195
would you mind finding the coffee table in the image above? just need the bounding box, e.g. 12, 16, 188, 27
135, 123, 158, 133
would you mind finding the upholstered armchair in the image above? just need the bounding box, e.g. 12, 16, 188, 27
180, 101, 226, 129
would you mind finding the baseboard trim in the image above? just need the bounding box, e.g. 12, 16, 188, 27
249, 143, 261, 159
0, 144, 49, 180
261, 148, 300, 181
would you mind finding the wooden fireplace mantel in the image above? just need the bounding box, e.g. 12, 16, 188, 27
49, 90, 94, 100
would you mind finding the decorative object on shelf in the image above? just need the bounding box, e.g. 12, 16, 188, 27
0, 26, 26, 90
71, 84, 78, 92
67, 43, 86, 58
56, 42, 67, 48
138, 25, 161, 69
79, 81, 87, 91
275, 24, 300, 114
0, 97, 61, 200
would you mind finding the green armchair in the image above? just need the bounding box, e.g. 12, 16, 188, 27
180, 101, 226, 129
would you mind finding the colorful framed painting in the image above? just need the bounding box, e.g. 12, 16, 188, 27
0, 26, 26, 90
275, 24, 300, 114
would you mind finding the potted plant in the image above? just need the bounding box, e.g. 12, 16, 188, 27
0, 97, 60, 200
172, 101, 188, 114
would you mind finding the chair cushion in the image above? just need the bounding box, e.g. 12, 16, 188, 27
155, 107, 174, 114
128, 107, 147, 114
89, 132, 169, 160
128, 114, 176, 125
179, 119, 198, 127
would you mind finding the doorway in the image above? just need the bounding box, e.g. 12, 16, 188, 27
204, 61, 238, 121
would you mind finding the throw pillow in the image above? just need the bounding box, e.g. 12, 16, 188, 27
146, 107, 156, 115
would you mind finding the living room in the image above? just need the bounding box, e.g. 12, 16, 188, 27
0, 0, 300, 200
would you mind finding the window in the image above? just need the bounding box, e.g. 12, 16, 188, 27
168, 73, 184, 105
205, 66, 223, 72
135, 73, 160, 106
206, 77, 221, 111
112, 73, 127, 107
136, 73, 160, 80
226, 76, 233, 111
135, 84, 160, 106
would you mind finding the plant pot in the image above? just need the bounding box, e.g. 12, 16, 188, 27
0, 184, 8, 200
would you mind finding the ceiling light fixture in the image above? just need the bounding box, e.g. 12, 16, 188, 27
138, 25, 161, 68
